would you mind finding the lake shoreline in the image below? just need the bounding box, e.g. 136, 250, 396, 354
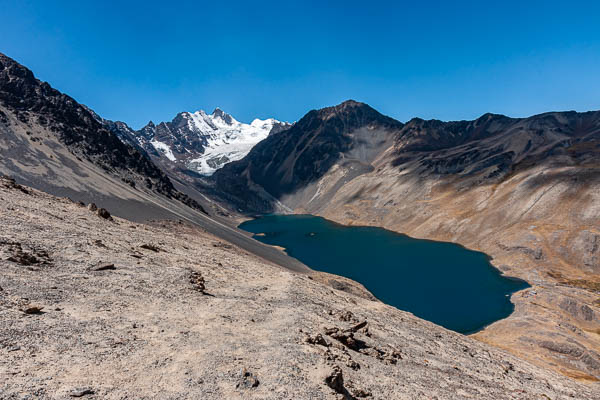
240, 213, 529, 334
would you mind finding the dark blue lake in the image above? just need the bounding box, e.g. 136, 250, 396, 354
239, 214, 529, 334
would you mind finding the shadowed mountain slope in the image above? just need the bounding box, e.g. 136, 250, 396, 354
213, 100, 403, 212
215, 102, 600, 214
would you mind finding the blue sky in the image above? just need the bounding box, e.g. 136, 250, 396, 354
1, 0, 599, 128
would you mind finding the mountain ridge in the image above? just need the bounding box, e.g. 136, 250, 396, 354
213, 100, 403, 211
114, 107, 292, 176
0, 52, 206, 214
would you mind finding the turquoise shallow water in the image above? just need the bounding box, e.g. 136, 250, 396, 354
239, 214, 529, 334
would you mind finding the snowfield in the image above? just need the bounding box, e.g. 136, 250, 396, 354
150, 139, 177, 161
148, 108, 289, 175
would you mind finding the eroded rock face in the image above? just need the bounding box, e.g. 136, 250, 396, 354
538, 340, 600, 371
573, 230, 600, 272
1, 181, 598, 398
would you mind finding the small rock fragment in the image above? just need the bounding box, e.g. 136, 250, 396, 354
190, 271, 206, 293
346, 321, 368, 333
212, 242, 233, 249
6, 242, 41, 266
87, 203, 97, 212
7, 253, 38, 265
93, 263, 116, 271
305, 333, 329, 347
236, 368, 259, 389
324, 365, 345, 394
383, 349, 402, 364
93, 239, 107, 248
352, 387, 372, 398
22, 305, 44, 315
324, 327, 364, 351
338, 310, 358, 322
346, 358, 360, 370
140, 244, 161, 252
96, 208, 113, 221
69, 388, 94, 397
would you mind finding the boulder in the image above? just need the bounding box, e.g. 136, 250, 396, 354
324, 365, 345, 394
96, 208, 112, 220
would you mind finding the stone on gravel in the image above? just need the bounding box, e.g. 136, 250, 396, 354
236, 368, 259, 389
93, 263, 116, 271
140, 244, 161, 252
305, 333, 329, 347
189, 271, 206, 293
22, 305, 44, 315
323, 365, 345, 394
69, 388, 94, 397
96, 208, 112, 220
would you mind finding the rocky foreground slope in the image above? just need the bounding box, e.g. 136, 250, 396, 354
1, 177, 598, 399
213, 101, 600, 381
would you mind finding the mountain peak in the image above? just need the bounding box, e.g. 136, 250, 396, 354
298, 100, 402, 131
211, 107, 234, 125
318, 100, 378, 117
119, 107, 290, 176
339, 99, 365, 107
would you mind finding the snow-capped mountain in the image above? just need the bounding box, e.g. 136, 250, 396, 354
126, 108, 291, 175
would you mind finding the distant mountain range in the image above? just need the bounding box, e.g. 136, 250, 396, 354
90, 106, 290, 176
214, 100, 600, 213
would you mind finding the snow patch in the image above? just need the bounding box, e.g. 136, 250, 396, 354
186, 110, 287, 175
139, 108, 290, 175
150, 140, 176, 162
